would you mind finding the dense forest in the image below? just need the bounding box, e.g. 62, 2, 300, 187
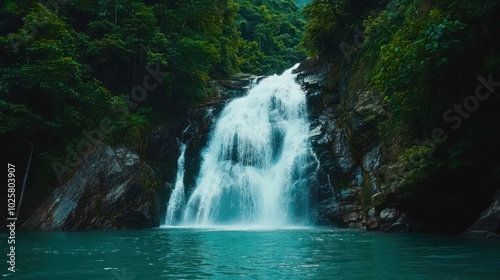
1, 0, 500, 234
301, 0, 500, 232
0, 0, 306, 192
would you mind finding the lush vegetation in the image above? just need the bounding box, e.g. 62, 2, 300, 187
0, 0, 306, 190
235, 0, 306, 74
301, 0, 500, 230
2, 0, 498, 233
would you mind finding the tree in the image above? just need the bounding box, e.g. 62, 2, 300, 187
236, 0, 306, 74
301, 0, 345, 55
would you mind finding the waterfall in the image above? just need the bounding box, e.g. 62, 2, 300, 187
167, 64, 318, 227
165, 142, 187, 224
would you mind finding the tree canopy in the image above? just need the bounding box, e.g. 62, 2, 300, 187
0, 0, 306, 188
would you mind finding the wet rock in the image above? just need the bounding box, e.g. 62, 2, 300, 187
363, 147, 381, 183
351, 166, 364, 188
23, 145, 162, 230
316, 198, 365, 228
379, 208, 397, 221
366, 208, 380, 231
309, 107, 336, 146
146, 125, 183, 163
464, 190, 500, 238
298, 58, 365, 226
343, 204, 364, 223
295, 57, 329, 90
339, 189, 358, 202
308, 108, 337, 201
332, 121, 354, 174
343, 90, 387, 154
377, 207, 408, 233
316, 198, 341, 225
384, 213, 408, 233
212, 73, 263, 99
296, 57, 334, 116
182, 105, 225, 191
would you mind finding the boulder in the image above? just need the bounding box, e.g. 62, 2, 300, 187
379, 208, 397, 221
366, 208, 380, 230
377, 207, 408, 233
316, 198, 365, 228
23, 145, 162, 230
464, 190, 500, 238
212, 73, 264, 100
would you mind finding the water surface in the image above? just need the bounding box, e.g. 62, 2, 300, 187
3, 228, 500, 279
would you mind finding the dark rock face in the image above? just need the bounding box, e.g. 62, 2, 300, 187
342, 90, 387, 155
143, 58, 497, 235
23, 145, 161, 230
296, 57, 408, 231
183, 104, 224, 191
317, 196, 366, 228
297, 57, 500, 236
145, 125, 186, 190
211, 73, 264, 100
296, 59, 336, 206
296, 58, 365, 229
464, 191, 500, 238
380, 209, 408, 232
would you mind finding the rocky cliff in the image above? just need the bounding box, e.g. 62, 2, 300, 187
23, 145, 161, 230
23, 60, 499, 237
22, 74, 261, 231
146, 59, 499, 237
295, 57, 406, 232
296, 56, 499, 237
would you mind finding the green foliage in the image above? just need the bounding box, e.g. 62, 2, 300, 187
0, 4, 113, 142
0, 99, 40, 134
435, 0, 500, 21
299, 0, 500, 205
236, 0, 306, 74
1, 0, 307, 189
373, 10, 464, 115
301, 0, 344, 56
111, 107, 152, 149
360, 173, 374, 210
373, 9, 465, 121
399, 143, 438, 188
166, 37, 221, 106
444, 139, 475, 170
237, 40, 265, 73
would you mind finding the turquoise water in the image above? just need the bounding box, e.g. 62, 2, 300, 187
3, 227, 500, 279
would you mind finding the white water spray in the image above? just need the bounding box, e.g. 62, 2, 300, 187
167, 64, 318, 227
165, 142, 187, 224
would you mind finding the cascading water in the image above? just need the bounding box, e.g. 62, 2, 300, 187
166, 64, 318, 227
165, 142, 187, 225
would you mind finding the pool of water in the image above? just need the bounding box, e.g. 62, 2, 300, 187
3, 227, 500, 279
